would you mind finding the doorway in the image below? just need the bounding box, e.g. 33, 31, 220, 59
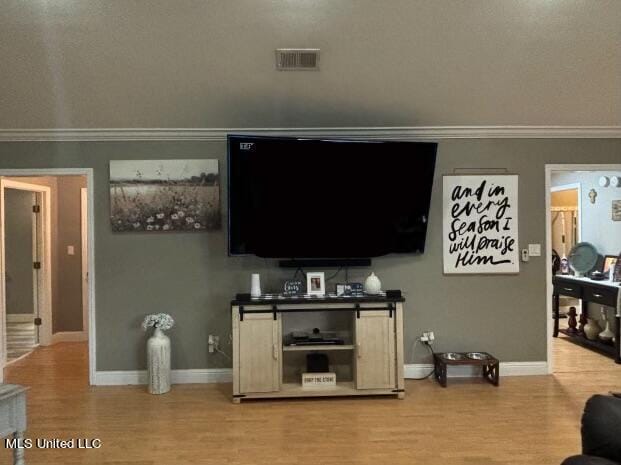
0, 170, 95, 385
545, 164, 621, 374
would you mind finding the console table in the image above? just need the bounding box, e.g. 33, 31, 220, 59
231, 294, 405, 403
0, 384, 28, 465
553, 275, 621, 363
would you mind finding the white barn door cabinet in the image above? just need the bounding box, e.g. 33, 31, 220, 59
231, 295, 405, 403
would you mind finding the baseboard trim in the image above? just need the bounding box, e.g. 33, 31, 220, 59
51, 331, 88, 344
2, 126, 621, 142
93, 368, 233, 386
94, 362, 547, 386
404, 361, 548, 379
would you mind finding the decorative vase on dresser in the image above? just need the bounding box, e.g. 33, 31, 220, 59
364, 272, 382, 295
147, 328, 171, 394
598, 308, 615, 343
583, 318, 601, 341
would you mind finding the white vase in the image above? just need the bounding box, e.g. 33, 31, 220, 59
147, 327, 171, 395
364, 272, 382, 295
599, 309, 615, 342
250, 273, 261, 297
583, 318, 600, 341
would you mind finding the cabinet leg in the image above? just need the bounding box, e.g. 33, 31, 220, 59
615, 316, 621, 363
232, 397, 241, 404
13, 432, 25, 465
397, 392, 405, 400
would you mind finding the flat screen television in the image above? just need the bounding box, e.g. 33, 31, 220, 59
227, 135, 437, 259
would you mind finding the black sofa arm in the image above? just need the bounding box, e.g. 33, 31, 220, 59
581, 395, 621, 462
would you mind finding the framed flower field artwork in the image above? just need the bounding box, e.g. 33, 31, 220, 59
110, 159, 221, 232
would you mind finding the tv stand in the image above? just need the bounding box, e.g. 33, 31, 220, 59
231, 294, 405, 403
278, 258, 371, 268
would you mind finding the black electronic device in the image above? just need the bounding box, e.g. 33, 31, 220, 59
228, 135, 437, 261
284, 328, 345, 346
306, 353, 330, 373
385, 289, 402, 299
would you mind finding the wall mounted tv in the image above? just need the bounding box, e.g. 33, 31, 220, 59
227, 135, 437, 262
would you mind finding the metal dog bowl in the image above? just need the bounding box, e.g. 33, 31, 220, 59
442, 352, 465, 361
466, 352, 490, 360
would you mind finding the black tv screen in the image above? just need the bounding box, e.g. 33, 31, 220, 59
227, 135, 437, 259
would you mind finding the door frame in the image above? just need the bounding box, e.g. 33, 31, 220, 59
0, 179, 52, 370
545, 164, 621, 374
0, 169, 96, 385
80, 187, 88, 339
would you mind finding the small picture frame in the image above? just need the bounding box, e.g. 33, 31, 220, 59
602, 255, 619, 276
335, 282, 363, 296
307, 272, 326, 296
335, 283, 348, 296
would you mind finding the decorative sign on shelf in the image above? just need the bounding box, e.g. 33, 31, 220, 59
302, 372, 336, 388
283, 279, 303, 296
443, 174, 519, 274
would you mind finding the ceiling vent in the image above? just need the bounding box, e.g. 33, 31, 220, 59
275, 48, 320, 70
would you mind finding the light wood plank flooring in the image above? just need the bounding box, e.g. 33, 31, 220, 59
1, 339, 619, 465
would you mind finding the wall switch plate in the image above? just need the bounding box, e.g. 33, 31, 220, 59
528, 244, 541, 257
521, 249, 530, 262
67, 245, 75, 255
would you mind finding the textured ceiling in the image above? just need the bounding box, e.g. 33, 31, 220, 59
1, 0, 620, 129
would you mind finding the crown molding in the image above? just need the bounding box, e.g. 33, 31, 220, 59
0, 126, 621, 142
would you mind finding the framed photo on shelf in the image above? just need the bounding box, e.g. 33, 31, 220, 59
602, 255, 618, 277
307, 272, 326, 296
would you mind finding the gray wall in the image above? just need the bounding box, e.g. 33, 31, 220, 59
552, 171, 621, 256
1, 0, 620, 128
1, 139, 621, 371
56, 176, 86, 332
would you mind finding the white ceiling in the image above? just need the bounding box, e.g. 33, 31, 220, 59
1, 0, 620, 129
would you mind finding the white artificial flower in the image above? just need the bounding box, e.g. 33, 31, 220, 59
142, 313, 175, 331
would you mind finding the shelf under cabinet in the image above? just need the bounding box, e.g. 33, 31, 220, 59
558, 328, 617, 358
283, 344, 355, 352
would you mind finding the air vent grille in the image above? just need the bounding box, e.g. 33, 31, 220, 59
275, 48, 320, 70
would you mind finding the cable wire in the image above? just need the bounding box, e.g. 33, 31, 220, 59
409, 339, 436, 380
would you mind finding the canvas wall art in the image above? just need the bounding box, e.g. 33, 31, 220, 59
443, 174, 519, 274
110, 159, 221, 232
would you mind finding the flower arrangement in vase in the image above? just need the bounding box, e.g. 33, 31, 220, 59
142, 313, 175, 394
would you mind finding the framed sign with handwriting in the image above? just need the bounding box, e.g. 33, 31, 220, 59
443, 175, 519, 274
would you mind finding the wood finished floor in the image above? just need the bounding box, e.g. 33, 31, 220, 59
1, 339, 619, 465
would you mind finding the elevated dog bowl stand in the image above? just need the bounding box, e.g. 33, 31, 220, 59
433, 352, 499, 388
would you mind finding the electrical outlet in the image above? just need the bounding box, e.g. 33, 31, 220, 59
420, 330, 435, 345
208, 335, 220, 353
